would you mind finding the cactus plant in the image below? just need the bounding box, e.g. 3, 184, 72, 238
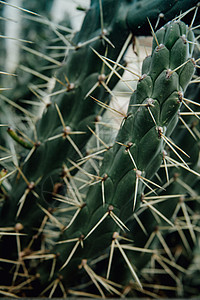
36, 18, 197, 296
0, 0, 200, 298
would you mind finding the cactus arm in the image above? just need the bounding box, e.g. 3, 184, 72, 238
37, 20, 195, 292
127, 0, 200, 35
115, 50, 200, 294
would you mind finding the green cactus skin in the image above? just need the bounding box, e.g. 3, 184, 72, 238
35, 20, 196, 294
1, 0, 197, 241
112, 51, 200, 297
0, 0, 132, 227
0, 0, 199, 297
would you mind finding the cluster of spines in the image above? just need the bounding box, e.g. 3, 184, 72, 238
34, 19, 198, 297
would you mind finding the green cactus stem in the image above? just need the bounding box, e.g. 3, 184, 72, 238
36, 20, 196, 295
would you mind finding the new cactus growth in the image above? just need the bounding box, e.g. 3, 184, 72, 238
0, 0, 200, 298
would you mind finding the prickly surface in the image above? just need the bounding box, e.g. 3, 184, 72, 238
37, 20, 195, 289
0, 0, 199, 297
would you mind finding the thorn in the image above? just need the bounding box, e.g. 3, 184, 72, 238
75, 36, 102, 50
21, 45, 62, 66
63, 74, 75, 91
90, 95, 127, 118
101, 56, 140, 78
169, 59, 193, 75
0, 35, 33, 44
0, 155, 12, 162
119, 244, 157, 254
101, 179, 106, 206
91, 47, 135, 92
143, 231, 157, 256
133, 213, 148, 236
158, 254, 187, 273
49, 278, 60, 298
109, 211, 130, 232
0, 71, 17, 76
0, 94, 36, 118
165, 156, 200, 178
55, 103, 66, 129
101, 80, 119, 103
189, 4, 199, 28
173, 4, 197, 22
99, 0, 104, 35
37, 204, 64, 231
102, 34, 115, 48
80, 260, 106, 298
160, 134, 190, 168
143, 194, 185, 201
133, 173, 139, 212
60, 236, 83, 270
180, 201, 196, 244
87, 126, 110, 149
127, 148, 137, 169
63, 206, 83, 231
106, 237, 115, 279
154, 254, 181, 284
101, 46, 108, 76
178, 115, 197, 140
58, 280, 67, 298
115, 238, 142, 289
183, 96, 200, 107
67, 135, 83, 158
182, 99, 200, 120
78, 148, 108, 163
147, 17, 159, 47
156, 230, 174, 261
147, 106, 157, 126
163, 151, 170, 183
19, 65, 51, 82
0, 168, 17, 185
0, 0, 41, 16
106, 33, 133, 85
139, 173, 165, 191
191, 23, 200, 31
54, 76, 69, 89
84, 81, 100, 99
175, 221, 192, 254
179, 111, 200, 116
84, 211, 109, 240
67, 159, 99, 180
141, 199, 174, 227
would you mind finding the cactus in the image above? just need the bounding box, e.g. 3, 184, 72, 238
115, 44, 200, 297
35, 18, 197, 295
0, 0, 200, 298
